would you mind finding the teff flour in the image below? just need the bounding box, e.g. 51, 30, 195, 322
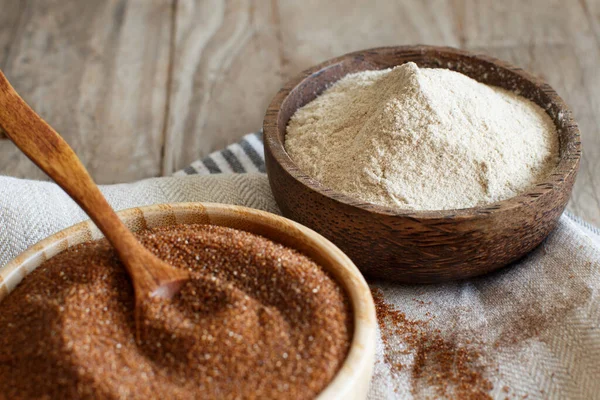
285, 62, 559, 211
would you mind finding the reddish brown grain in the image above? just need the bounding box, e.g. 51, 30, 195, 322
372, 288, 493, 399
0, 224, 351, 400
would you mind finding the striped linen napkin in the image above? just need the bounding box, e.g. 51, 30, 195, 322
1, 131, 599, 400
175, 131, 266, 175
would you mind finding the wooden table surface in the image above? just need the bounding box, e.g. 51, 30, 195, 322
0, 0, 598, 225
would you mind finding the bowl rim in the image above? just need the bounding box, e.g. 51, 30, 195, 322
0, 202, 376, 400
263, 45, 581, 219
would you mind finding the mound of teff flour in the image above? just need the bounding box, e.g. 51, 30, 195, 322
285, 62, 559, 211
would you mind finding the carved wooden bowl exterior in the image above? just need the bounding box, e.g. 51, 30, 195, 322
1, 203, 376, 399
264, 45, 581, 283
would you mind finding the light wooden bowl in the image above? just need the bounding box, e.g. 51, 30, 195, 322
264, 45, 581, 283
0, 203, 376, 400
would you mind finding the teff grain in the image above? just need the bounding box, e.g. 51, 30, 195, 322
0, 224, 352, 400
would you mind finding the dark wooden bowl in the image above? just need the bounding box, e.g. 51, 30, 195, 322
263, 45, 581, 283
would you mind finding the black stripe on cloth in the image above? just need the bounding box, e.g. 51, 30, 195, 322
239, 138, 265, 172
254, 130, 263, 141
221, 148, 246, 172
203, 157, 222, 174
183, 165, 198, 175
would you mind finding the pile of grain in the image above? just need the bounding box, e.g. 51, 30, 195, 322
286, 62, 559, 210
0, 224, 352, 400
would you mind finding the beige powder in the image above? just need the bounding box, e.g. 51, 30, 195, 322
285, 62, 559, 211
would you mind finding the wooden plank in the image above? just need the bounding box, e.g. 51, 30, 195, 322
161, 0, 282, 175
454, 0, 600, 225
0, 0, 24, 140
576, 1, 600, 227
0, 0, 24, 70
0, 0, 172, 184
276, 0, 460, 79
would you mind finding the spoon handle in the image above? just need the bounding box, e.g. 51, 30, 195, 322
0, 70, 143, 272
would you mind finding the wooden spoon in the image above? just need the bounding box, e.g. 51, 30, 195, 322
0, 71, 190, 312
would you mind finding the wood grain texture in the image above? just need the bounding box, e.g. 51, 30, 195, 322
452, 0, 600, 232
0, 0, 171, 183
264, 46, 581, 283
161, 0, 282, 174
0, 0, 23, 68
0, 0, 25, 140
276, 0, 460, 77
